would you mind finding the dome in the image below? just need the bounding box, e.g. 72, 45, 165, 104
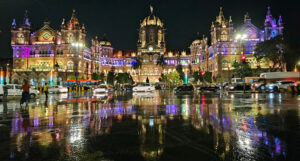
99, 36, 112, 46
192, 39, 201, 45
140, 6, 164, 27
141, 15, 163, 27
100, 40, 111, 46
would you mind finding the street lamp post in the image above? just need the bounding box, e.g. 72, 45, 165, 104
6, 63, 10, 84
54, 62, 60, 85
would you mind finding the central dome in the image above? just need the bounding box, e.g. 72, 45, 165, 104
140, 6, 164, 27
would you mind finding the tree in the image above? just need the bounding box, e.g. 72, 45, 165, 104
92, 73, 99, 80
99, 72, 105, 82
106, 67, 116, 86
132, 57, 143, 82
67, 75, 76, 80
116, 73, 134, 85
176, 64, 185, 82
188, 64, 193, 75
203, 72, 212, 83
232, 61, 253, 78
254, 35, 287, 71
161, 72, 180, 88
156, 55, 167, 71
192, 71, 201, 83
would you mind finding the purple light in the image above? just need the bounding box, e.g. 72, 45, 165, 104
33, 117, 39, 127
276, 145, 281, 153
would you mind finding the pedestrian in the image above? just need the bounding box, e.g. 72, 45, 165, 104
3, 82, 8, 102
20, 79, 30, 106
44, 83, 49, 99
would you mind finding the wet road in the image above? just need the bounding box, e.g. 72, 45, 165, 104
0, 91, 299, 161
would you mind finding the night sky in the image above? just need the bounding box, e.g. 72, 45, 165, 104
0, 0, 299, 58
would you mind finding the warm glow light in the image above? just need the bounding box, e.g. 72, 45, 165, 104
235, 34, 248, 40
293, 68, 298, 72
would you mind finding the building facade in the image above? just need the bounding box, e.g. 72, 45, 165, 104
90, 6, 199, 83
190, 7, 284, 82
10, 6, 284, 85
11, 10, 95, 86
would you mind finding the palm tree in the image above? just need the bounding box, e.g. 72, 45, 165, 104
132, 57, 143, 83
156, 55, 167, 71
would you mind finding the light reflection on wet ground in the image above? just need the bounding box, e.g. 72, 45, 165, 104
0, 91, 299, 161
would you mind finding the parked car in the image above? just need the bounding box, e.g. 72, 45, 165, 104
227, 84, 251, 91
175, 84, 194, 93
265, 83, 279, 92
48, 86, 68, 94
198, 86, 220, 92
93, 85, 110, 94
0, 84, 39, 99
133, 83, 155, 92
276, 81, 296, 90
122, 85, 133, 91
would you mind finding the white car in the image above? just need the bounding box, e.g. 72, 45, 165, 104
0, 84, 40, 99
276, 81, 296, 90
133, 83, 155, 92
93, 85, 109, 94
48, 86, 68, 94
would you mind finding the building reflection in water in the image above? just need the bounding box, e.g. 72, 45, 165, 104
3, 92, 288, 160
134, 91, 166, 160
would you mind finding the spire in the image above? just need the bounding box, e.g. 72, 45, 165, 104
68, 9, 79, 30
278, 15, 283, 26
23, 10, 31, 27
150, 5, 154, 14
81, 24, 86, 33
267, 6, 271, 16
72, 9, 76, 18
11, 19, 17, 29
216, 7, 225, 24
43, 17, 50, 25
265, 6, 273, 26
61, 18, 65, 25
244, 12, 250, 23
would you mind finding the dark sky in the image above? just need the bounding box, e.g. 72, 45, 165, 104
0, 0, 299, 58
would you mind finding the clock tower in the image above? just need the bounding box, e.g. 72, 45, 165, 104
135, 5, 166, 83
137, 5, 166, 60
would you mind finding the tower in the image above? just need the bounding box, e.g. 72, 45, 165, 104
264, 6, 283, 40
210, 7, 234, 45
137, 5, 166, 57
61, 9, 86, 45
11, 10, 31, 46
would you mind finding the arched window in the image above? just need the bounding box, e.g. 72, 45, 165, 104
67, 61, 74, 70
221, 31, 228, 41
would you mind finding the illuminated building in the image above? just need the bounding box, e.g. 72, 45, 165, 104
190, 7, 285, 82
10, 6, 286, 84
90, 5, 199, 83
11, 10, 96, 85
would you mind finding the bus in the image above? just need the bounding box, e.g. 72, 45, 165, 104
63, 79, 102, 87
260, 72, 300, 83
